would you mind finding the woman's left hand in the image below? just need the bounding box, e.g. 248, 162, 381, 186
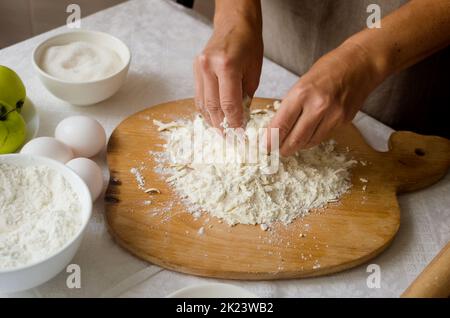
268, 42, 383, 156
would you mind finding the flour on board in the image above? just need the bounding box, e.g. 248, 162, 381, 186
153, 102, 356, 226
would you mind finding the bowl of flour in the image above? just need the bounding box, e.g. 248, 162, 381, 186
32, 30, 131, 105
0, 154, 92, 293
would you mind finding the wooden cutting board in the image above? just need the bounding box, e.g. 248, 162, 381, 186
105, 98, 450, 280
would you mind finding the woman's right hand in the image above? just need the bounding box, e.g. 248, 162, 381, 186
194, 0, 263, 129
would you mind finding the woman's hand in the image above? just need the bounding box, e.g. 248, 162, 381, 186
269, 0, 450, 157
268, 42, 383, 156
194, 0, 263, 129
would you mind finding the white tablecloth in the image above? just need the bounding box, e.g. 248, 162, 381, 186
1, 0, 448, 298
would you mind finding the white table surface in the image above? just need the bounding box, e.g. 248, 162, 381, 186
1, 0, 448, 298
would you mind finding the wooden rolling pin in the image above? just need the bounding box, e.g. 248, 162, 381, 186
401, 242, 450, 298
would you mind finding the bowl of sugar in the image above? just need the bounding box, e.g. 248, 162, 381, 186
32, 30, 131, 106
0, 154, 92, 294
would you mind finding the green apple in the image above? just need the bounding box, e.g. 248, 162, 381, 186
0, 106, 26, 154
0, 66, 27, 153
0, 65, 26, 112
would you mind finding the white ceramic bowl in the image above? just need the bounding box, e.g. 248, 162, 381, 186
167, 283, 258, 298
32, 30, 131, 106
0, 154, 92, 294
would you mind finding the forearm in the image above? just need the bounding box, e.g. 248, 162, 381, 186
343, 0, 450, 83
195, 0, 263, 129
214, 0, 262, 34
269, 0, 449, 153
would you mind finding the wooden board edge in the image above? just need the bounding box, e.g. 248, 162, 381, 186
104, 215, 400, 280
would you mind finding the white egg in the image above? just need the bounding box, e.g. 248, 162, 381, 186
55, 116, 106, 158
66, 158, 103, 202
20, 137, 74, 163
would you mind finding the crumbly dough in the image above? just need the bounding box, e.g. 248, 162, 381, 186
154, 102, 356, 226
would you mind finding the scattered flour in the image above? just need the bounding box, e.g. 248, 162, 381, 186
130, 167, 145, 189
153, 103, 356, 226
0, 164, 82, 270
